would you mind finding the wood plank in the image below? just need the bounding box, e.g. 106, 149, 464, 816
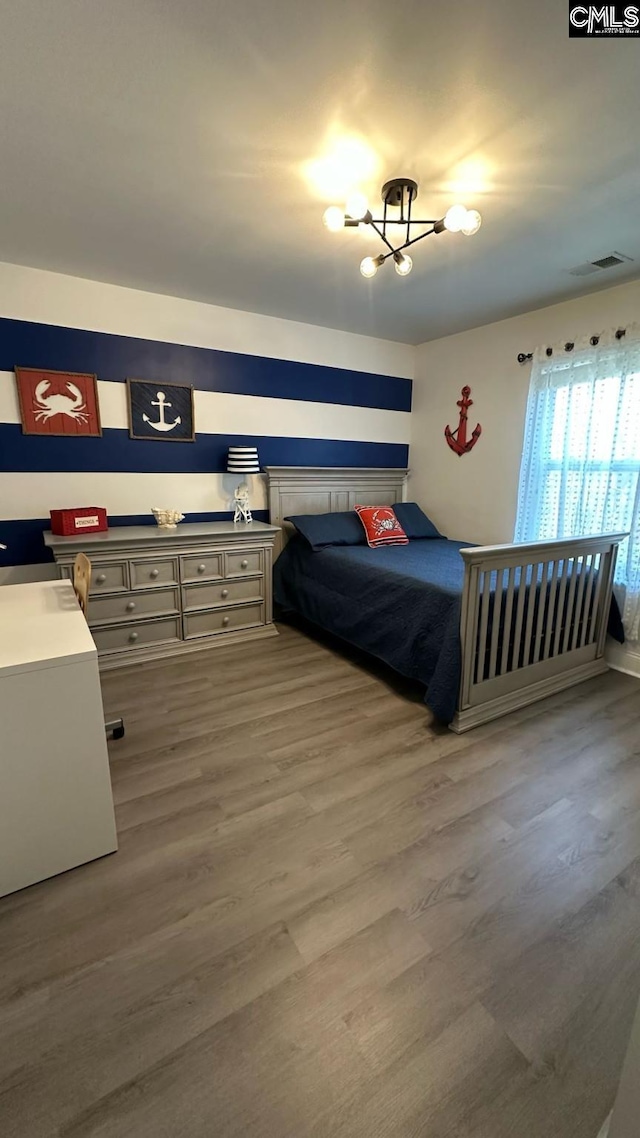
488, 567, 504, 679
583, 553, 601, 646
0, 922, 305, 1137
480, 859, 640, 1132
580, 552, 599, 648
521, 561, 540, 668
562, 556, 580, 653
475, 569, 490, 684
55, 911, 427, 1138
568, 553, 590, 652
0, 623, 639, 1138
322, 1003, 531, 1138
542, 557, 560, 661
551, 554, 571, 658
499, 565, 516, 675
511, 560, 529, 671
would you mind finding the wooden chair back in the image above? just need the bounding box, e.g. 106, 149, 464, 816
73, 552, 92, 617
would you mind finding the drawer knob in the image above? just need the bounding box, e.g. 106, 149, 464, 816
197, 563, 206, 574
221, 588, 229, 598
96, 573, 106, 584
222, 615, 230, 626
126, 601, 136, 611
150, 568, 159, 579
240, 559, 248, 569
129, 631, 139, 642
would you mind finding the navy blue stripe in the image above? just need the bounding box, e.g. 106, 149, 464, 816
0, 318, 412, 412
0, 423, 408, 474
0, 512, 269, 567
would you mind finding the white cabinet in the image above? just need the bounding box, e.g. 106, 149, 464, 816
0, 581, 117, 898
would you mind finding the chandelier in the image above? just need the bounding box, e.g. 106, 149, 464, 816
322, 177, 482, 278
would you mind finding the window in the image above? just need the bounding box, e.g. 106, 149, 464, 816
515, 332, 640, 641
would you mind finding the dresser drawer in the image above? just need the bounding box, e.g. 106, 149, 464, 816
90, 561, 129, 594
92, 617, 181, 654
183, 602, 264, 640
182, 577, 263, 612
88, 587, 179, 627
180, 553, 224, 583
224, 549, 262, 578
130, 558, 179, 589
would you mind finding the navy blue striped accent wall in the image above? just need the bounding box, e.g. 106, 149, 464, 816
0, 316, 411, 566
0, 319, 412, 410
0, 424, 408, 475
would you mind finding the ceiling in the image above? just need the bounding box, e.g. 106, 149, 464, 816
0, 0, 639, 345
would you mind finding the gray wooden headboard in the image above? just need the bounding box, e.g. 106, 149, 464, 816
264, 466, 409, 552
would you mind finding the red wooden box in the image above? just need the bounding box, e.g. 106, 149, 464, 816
50, 507, 108, 536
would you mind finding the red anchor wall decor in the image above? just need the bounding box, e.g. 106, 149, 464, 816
444, 385, 482, 456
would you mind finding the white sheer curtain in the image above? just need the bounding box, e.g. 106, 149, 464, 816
515, 325, 640, 642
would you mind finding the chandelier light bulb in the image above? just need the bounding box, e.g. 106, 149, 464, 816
461, 209, 482, 236
359, 256, 379, 278
321, 176, 483, 276
345, 191, 369, 220
322, 206, 345, 232
394, 253, 413, 276
444, 204, 468, 233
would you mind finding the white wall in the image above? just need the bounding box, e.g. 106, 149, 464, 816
0, 262, 413, 580
410, 276, 640, 545
0, 262, 414, 379
410, 276, 640, 675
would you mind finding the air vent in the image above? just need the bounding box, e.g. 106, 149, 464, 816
592, 253, 632, 269
569, 251, 633, 277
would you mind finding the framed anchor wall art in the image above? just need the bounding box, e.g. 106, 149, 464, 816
126, 378, 195, 442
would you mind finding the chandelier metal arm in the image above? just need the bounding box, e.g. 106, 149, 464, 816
367, 217, 397, 255
323, 178, 482, 276
392, 224, 438, 255
368, 222, 441, 264
365, 217, 439, 226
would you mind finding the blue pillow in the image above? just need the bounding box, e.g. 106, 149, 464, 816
285, 511, 366, 551
393, 502, 443, 539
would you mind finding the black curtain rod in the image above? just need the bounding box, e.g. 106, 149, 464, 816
517, 327, 627, 365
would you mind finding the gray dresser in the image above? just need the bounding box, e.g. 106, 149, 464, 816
44, 521, 280, 670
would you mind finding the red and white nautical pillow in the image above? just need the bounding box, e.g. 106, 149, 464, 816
355, 505, 409, 548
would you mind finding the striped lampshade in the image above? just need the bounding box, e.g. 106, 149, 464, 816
227, 446, 260, 474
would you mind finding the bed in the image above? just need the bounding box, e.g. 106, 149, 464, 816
265, 466, 626, 733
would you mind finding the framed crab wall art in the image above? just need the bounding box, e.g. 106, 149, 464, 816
14, 367, 102, 437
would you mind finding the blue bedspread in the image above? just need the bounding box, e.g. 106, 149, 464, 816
273, 537, 467, 723
273, 536, 625, 725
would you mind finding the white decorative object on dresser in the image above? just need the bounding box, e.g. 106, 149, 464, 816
44, 520, 280, 670
151, 507, 185, 528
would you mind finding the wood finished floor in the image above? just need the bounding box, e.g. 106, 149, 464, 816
1, 623, 640, 1138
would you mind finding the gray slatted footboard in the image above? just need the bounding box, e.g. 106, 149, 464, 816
451, 532, 627, 733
